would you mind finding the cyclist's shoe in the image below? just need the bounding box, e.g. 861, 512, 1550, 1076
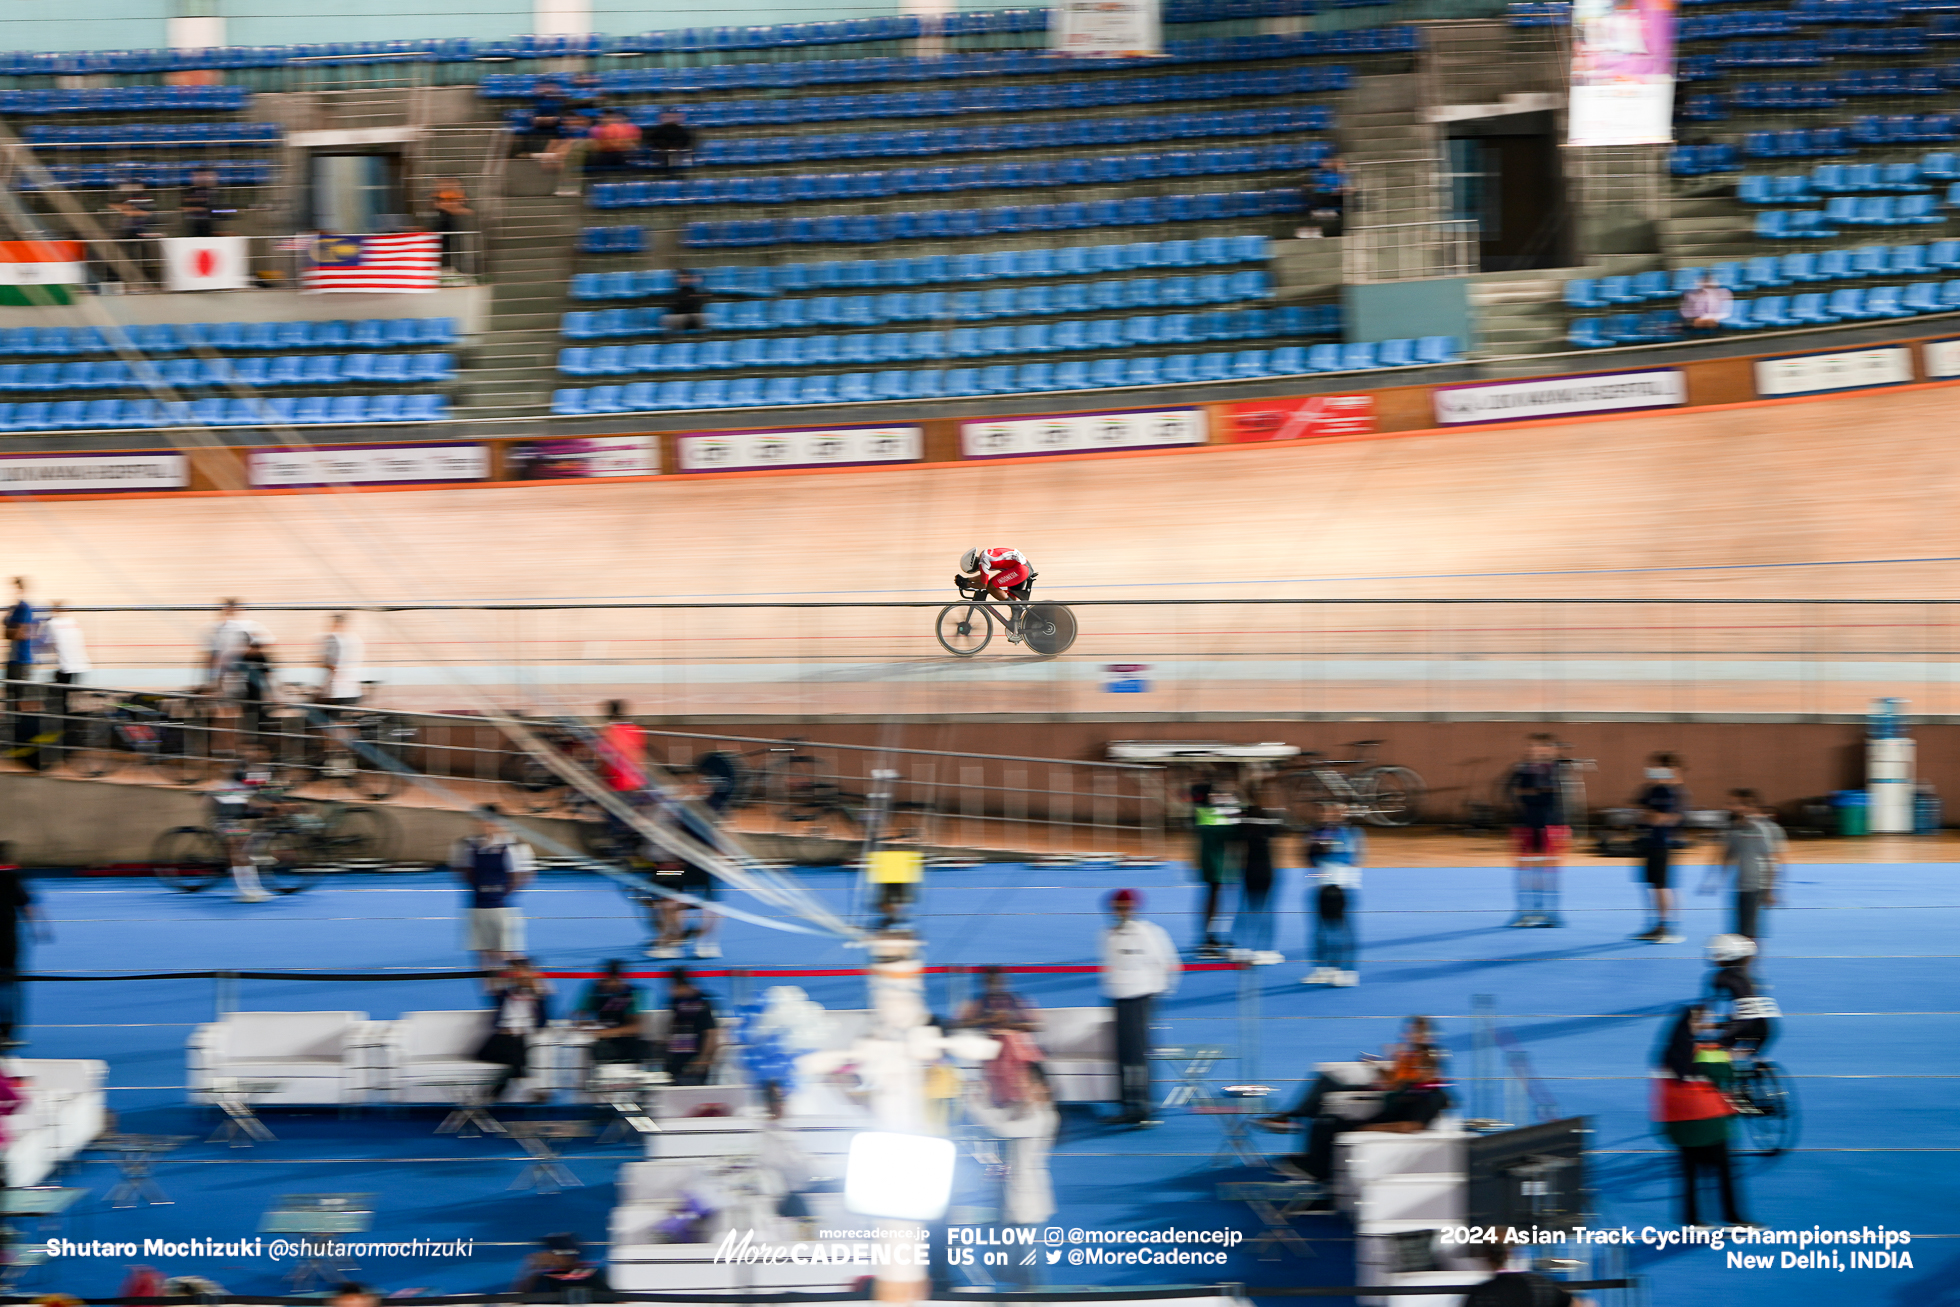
1301, 967, 1338, 985
1506, 915, 1537, 928
235, 889, 273, 904
1334, 970, 1359, 987
1631, 926, 1664, 942
646, 943, 684, 959
693, 940, 722, 959
1536, 916, 1565, 928
1005, 631, 1024, 645
1656, 930, 1684, 944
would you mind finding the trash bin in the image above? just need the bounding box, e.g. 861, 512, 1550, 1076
1834, 789, 1869, 837
1915, 785, 1943, 835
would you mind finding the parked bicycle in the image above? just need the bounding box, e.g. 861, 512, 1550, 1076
695, 739, 939, 865
151, 798, 399, 893
936, 577, 1078, 657
263, 683, 417, 801
1277, 739, 1425, 827
60, 690, 207, 785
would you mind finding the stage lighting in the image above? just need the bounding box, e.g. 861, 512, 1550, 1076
844, 1131, 955, 1221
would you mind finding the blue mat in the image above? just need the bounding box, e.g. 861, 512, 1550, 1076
12, 856, 1953, 1302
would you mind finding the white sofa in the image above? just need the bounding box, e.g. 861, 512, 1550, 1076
186, 1011, 387, 1106
5, 1057, 107, 1187
378, 1009, 559, 1104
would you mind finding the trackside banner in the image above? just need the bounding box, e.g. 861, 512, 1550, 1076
0, 450, 187, 492
1432, 369, 1686, 425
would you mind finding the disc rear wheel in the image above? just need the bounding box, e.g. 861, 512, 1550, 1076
1020, 603, 1077, 656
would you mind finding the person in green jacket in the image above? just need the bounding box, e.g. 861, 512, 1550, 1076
1654, 1004, 1752, 1228
1189, 779, 1241, 959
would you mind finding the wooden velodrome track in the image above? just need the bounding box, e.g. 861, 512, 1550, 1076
5, 381, 1959, 716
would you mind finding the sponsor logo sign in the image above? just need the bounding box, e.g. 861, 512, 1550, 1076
1226, 394, 1376, 442
961, 407, 1206, 458
1755, 346, 1914, 398
0, 451, 187, 493
676, 425, 921, 473
508, 435, 658, 479
248, 442, 489, 488
1433, 370, 1686, 425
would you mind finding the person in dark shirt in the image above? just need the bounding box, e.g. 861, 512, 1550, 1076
1504, 734, 1569, 928
1233, 796, 1284, 965
514, 1232, 614, 1302
576, 958, 647, 1066
4, 577, 36, 711
1633, 752, 1688, 944
524, 82, 568, 153
1460, 1237, 1593, 1307
645, 110, 697, 176
664, 270, 708, 331
180, 168, 221, 239
662, 967, 720, 1085
0, 857, 43, 1046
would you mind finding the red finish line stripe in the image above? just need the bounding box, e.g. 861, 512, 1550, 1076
539, 963, 1243, 980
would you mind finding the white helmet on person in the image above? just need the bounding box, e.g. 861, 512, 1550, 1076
960, 547, 983, 573
1706, 933, 1757, 964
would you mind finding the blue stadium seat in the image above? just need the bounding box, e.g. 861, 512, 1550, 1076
1339, 343, 1379, 370
1125, 357, 1162, 387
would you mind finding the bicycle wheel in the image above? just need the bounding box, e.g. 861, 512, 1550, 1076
151, 827, 226, 893
501, 750, 567, 813
258, 828, 325, 895
318, 805, 399, 863
936, 603, 994, 657
1278, 767, 1341, 815
1735, 1061, 1799, 1156
1020, 603, 1078, 656
1358, 765, 1425, 827
62, 716, 124, 779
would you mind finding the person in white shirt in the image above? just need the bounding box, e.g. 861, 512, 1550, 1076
319, 611, 366, 705
1100, 887, 1181, 1127
40, 601, 90, 724
201, 598, 272, 690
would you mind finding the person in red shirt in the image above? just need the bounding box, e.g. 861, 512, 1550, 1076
595, 699, 647, 794
957, 546, 1035, 643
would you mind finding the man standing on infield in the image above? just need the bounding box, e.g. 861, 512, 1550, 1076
1100, 888, 1180, 1128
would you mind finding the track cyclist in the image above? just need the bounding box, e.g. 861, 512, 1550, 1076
955, 547, 1035, 644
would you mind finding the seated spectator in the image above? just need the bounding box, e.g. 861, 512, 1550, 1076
1461, 1237, 1595, 1307
660, 966, 720, 1086
1680, 275, 1733, 333
665, 270, 709, 331
646, 110, 698, 176
1304, 156, 1349, 238
567, 71, 607, 118
524, 81, 568, 153
181, 167, 222, 239
576, 958, 648, 1067
959, 965, 1043, 1107
1256, 1014, 1450, 1185
479, 956, 554, 1100
514, 1232, 614, 1302
540, 113, 592, 198
588, 109, 642, 176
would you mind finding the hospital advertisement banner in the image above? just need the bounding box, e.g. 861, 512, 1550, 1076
1225, 394, 1377, 442
676, 425, 923, 473
961, 407, 1206, 459
1051, 0, 1162, 58
248, 442, 490, 488
0, 450, 188, 493
1433, 369, 1686, 425
1568, 0, 1678, 146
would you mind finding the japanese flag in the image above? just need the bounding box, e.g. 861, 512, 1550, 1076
163, 236, 250, 292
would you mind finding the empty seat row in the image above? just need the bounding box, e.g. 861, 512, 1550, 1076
1679, 240, 1960, 289
0, 354, 454, 392
1679, 10, 1796, 38
23, 122, 282, 148
587, 145, 1326, 208
579, 226, 646, 255
667, 107, 1335, 168
0, 394, 449, 432
682, 190, 1307, 248
18, 163, 274, 190
549, 339, 1460, 413
0, 86, 250, 114
1754, 195, 1948, 237
558, 310, 1321, 372
0, 319, 458, 355
1570, 282, 1960, 343
1728, 69, 1948, 106
1506, 3, 1572, 26
564, 280, 1295, 339
573, 240, 1272, 302
1737, 164, 1936, 202
1671, 143, 1743, 175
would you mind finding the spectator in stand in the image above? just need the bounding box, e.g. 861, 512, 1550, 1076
4, 578, 39, 710
645, 110, 697, 176
513, 1233, 613, 1301
1100, 887, 1180, 1128
452, 804, 536, 975
523, 81, 569, 153
1461, 1237, 1596, 1307
541, 112, 593, 198
660, 966, 720, 1086
1633, 752, 1688, 945
587, 109, 642, 177
1504, 733, 1569, 928
180, 167, 222, 239
664, 270, 709, 331
105, 181, 160, 288
481, 956, 554, 1100
1680, 274, 1733, 334
575, 958, 647, 1068
1706, 789, 1783, 941
428, 177, 472, 272
1304, 156, 1349, 238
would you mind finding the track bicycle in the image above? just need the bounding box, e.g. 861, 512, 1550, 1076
59, 690, 207, 785
1278, 740, 1426, 827
151, 798, 399, 893
1727, 1052, 1798, 1156
935, 577, 1078, 657
694, 740, 941, 865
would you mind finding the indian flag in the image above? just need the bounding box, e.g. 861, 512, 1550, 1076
0, 241, 86, 306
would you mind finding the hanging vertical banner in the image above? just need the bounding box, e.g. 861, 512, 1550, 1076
1568, 0, 1678, 146
1052, 0, 1162, 57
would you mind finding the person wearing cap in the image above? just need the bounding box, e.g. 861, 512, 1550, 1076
514, 1232, 613, 1300
451, 804, 536, 977
1099, 888, 1180, 1128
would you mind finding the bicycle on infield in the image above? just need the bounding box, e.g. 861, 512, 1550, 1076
151, 793, 399, 893
1726, 1049, 1798, 1155
694, 739, 940, 865
60, 690, 207, 786
1277, 740, 1426, 827
936, 575, 1078, 657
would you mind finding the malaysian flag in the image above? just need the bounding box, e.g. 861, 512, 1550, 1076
302, 233, 441, 293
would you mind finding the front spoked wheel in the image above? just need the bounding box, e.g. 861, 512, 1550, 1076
1357, 765, 1425, 827
1019, 603, 1078, 656
936, 603, 994, 657
1735, 1061, 1798, 1156
152, 827, 226, 893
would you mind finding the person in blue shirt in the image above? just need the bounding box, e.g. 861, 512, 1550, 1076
1633, 752, 1689, 944
4, 577, 38, 711
575, 958, 647, 1068
1302, 801, 1364, 986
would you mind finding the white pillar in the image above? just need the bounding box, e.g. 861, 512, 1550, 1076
167, 14, 226, 49
534, 0, 592, 36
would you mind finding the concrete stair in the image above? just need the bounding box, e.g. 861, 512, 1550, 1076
460, 188, 585, 417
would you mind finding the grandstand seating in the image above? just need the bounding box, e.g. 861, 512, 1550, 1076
0, 394, 450, 430
0, 320, 458, 354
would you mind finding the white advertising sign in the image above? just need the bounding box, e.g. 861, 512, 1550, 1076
1432, 370, 1686, 426
676, 425, 922, 473
0, 451, 187, 493
1567, 0, 1677, 146
1920, 338, 1960, 380
1755, 346, 1914, 398
249, 442, 490, 488
961, 407, 1206, 459
508, 434, 660, 479
1052, 0, 1161, 57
